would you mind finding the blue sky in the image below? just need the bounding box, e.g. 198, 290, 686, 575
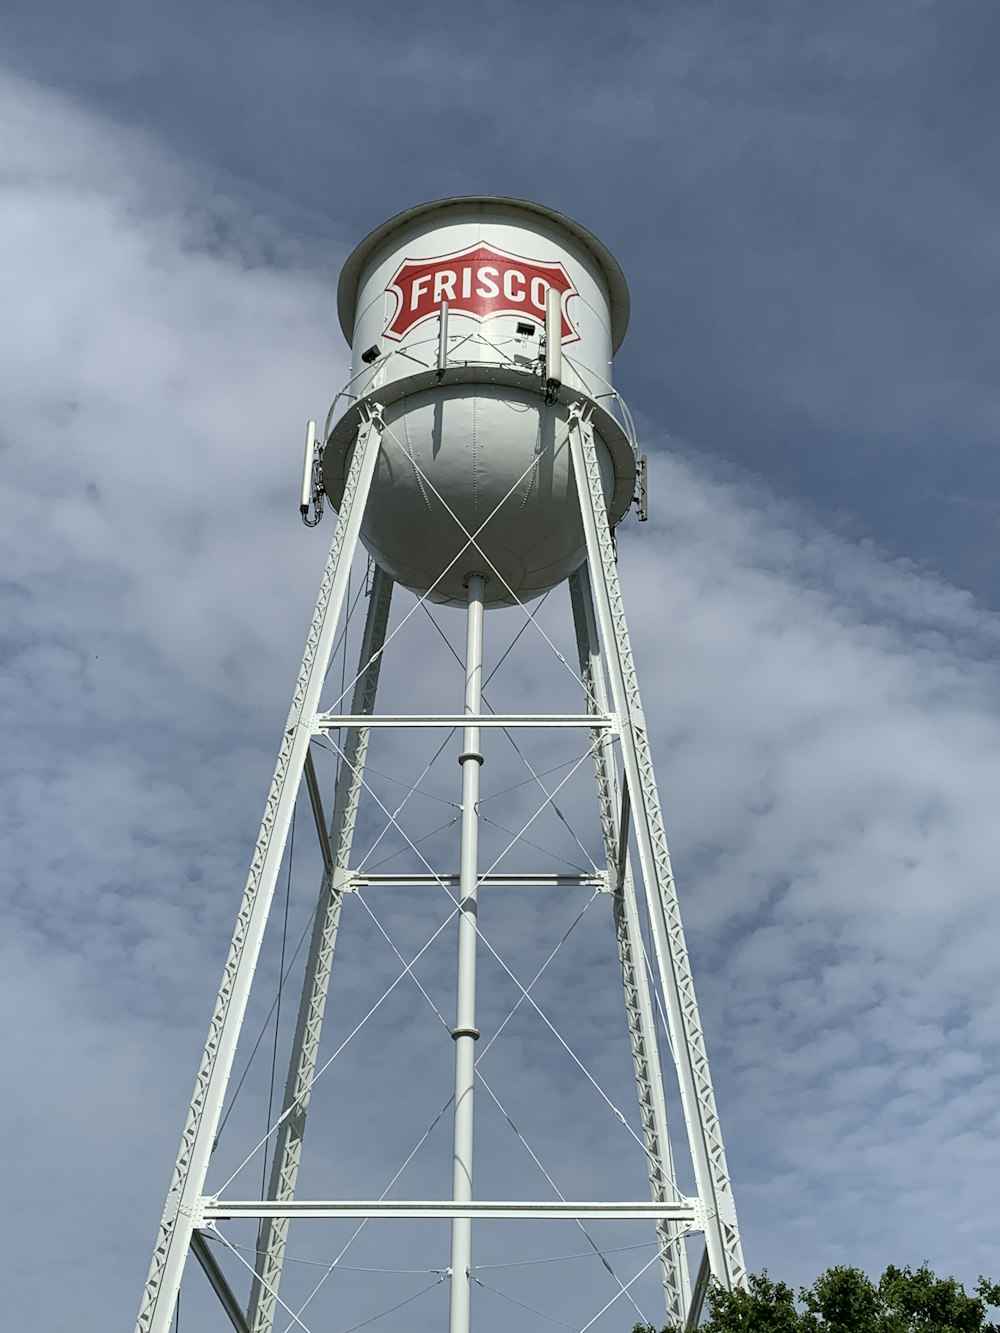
2, 4, 1000, 1331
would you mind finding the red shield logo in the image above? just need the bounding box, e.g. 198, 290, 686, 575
383, 243, 578, 343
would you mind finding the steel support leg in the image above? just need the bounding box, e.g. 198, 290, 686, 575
569, 568, 691, 1327
568, 404, 746, 1306
247, 565, 394, 1333
447, 573, 486, 1333
133, 408, 386, 1333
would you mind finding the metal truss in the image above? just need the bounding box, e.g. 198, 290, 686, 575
566, 401, 747, 1317
247, 565, 394, 1333
134, 390, 744, 1333
570, 567, 691, 1327
134, 406, 386, 1333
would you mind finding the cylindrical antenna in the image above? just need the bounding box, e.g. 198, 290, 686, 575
300, 420, 317, 515
437, 301, 449, 379
544, 285, 562, 392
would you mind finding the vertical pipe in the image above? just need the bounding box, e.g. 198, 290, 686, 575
447, 573, 485, 1333
437, 301, 450, 378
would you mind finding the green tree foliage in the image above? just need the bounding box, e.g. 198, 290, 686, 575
630, 1264, 1000, 1333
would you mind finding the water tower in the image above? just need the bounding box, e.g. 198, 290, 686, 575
134, 197, 745, 1333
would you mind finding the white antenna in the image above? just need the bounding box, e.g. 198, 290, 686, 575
437, 299, 450, 378
545, 283, 562, 399
299, 420, 323, 527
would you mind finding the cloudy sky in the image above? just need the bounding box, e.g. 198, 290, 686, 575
2, 3, 1000, 1331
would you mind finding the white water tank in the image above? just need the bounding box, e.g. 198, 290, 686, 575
323, 197, 635, 606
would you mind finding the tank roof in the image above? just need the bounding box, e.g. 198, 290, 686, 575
337, 195, 630, 352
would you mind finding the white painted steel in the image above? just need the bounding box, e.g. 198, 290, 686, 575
448, 573, 486, 1333
303, 751, 334, 875
570, 567, 691, 1326
686, 1246, 713, 1333
351, 873, 607, 889
191, 1231, 252, 1333
437, 300, 449, 374
322, 197, 635, 606
545, 283, 562, 389
299, 420, 316, 514
133, 410, 385, 1333
567, 403, 746, 1297
136, 201, 747, 1333
204, 1200, 698, 1222
338, 197, 627, 402
315, 712, 611, 728
247, 568, 394, 1333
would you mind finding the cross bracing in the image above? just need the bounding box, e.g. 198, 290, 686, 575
133, 401, 744, 1333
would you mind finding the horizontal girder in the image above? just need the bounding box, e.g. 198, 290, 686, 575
203, 1199, 699, 1223
315, 712, 612, 729
348, 872, 608, 889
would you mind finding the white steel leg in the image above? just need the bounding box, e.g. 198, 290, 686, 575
568, 404, 746, 1305
569, 568, 691, 1327
448, 573, 486, 1333
134, 408, 386, 1333
248, 566, 394, 1333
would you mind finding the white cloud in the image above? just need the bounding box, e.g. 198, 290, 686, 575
3, 66, 1000, 1333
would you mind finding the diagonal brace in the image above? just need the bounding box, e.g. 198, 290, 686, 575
191, 1230, 252, 1333
617, 778, 631, 893
303, 751, 334, 879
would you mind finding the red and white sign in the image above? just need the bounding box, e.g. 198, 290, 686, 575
383, 242, 578, 343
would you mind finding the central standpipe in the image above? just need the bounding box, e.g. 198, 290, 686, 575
448, 572, 486, 1333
